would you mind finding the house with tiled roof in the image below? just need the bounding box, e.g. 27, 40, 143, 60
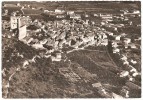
113, 48, 120, 54
124, 38, 131, 44
51, 52, 62, 62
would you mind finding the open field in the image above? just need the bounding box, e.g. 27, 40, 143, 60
5, 45, 129, 98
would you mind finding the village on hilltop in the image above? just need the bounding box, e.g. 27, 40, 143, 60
2, 1, 141, 98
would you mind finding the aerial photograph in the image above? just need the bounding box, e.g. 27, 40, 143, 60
2, 1, 141, 98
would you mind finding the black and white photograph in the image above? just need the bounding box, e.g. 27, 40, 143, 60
1, 0, 141, 98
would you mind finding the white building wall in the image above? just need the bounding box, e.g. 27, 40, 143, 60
10, 16, 18, 29
18, 25, 27, 40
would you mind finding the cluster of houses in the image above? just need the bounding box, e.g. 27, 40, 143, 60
103, 20, 141, 98
99, 9, 140, 32
94, 6, 141, 84
108, 34, 140, 76
107, 28, 140, 82
120, 9, 140, 16
19, 18, 108, 62
94, 8, 141, 97
2, 2, 82, 21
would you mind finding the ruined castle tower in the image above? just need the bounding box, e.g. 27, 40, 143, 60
10, 16, 27, 40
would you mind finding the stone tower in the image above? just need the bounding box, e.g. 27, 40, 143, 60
10, 16, 27, 40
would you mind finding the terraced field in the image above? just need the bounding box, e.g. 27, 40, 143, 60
2, 42, 132, 98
